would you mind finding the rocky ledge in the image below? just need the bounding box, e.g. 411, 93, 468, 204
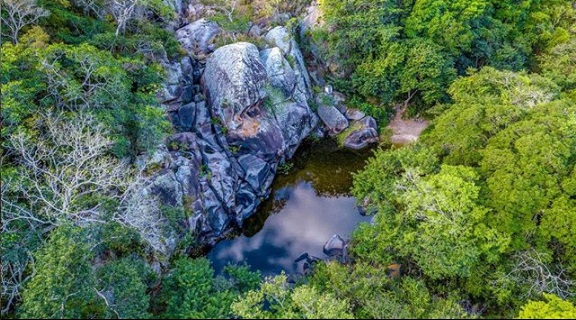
144, 26, 318, 250
144, 19, 379, 255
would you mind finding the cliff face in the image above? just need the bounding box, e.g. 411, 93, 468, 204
144, 2, 378, 254
146, 20, 317, 250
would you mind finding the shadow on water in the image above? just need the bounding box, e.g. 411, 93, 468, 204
207, 139, 374, 276
244, 139, 374, 236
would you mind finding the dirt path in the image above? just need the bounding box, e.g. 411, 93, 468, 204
386, 105, 429, 145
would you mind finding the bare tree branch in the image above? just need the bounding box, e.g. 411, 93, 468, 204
2, 112, 175, 312
8, 112, 129, 224
114, 172, 174, 255
508, 249, 575, 299
110, 0, 141, 36
0, 0, 49, 44
71, 0, 106, 19
201, 0, 239, 22
0, 248, 36, 315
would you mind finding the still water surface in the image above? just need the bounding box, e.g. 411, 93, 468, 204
207, 140, 373, 276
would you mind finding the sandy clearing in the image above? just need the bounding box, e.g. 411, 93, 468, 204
386, 105, 429, 145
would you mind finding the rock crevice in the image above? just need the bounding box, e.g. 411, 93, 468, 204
151, 26, 320, 248
149, 12, 378, 252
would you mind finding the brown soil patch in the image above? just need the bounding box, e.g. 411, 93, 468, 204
386, 105, 429, 145
239, 117, 260, 137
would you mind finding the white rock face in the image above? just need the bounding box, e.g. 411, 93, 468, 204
265, 26, 313, 105
176, 18, 221, 58
150, 25, 322, 248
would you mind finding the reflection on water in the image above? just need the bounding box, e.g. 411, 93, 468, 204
207, 140, 374, 276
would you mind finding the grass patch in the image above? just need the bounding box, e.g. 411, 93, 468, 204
264, 84, 288, 115
377, 127, 394, 148
336, 122, 363, 147
318, 93, 335, 106
278, 161, 294, 175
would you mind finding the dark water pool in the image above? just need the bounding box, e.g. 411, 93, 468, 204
207, 140, 374, 276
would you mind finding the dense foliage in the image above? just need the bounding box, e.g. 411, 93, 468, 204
2, 0, 576, 319
1, 0, 173, 317
316, 0, 576, 116
348, 32, 576, 318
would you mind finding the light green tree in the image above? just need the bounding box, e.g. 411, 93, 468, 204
232, 273, 355, 319
396, 165, 509, 279
422, 67, 559, 166
19, 226, 103, 319
405, 0, 489, 56
308, 261, 470, 319
480, 100, 576, 250
398, 38, 456, 106
517, 293, 576, 319
160, 258, 261, 319
96, 256, 155, 319
539, 39, 576, 93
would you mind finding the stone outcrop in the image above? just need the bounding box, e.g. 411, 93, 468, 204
313, 89, 379, 150
260, 47, 296, 97
261, 27, 318, 157
323, 234, 346, 256
148, 24, 319, 249
317, 104, 349, 135
176, 18, 221, 58
342, 116, 379, 150
345, 108, 365, 121
265, 26, 313, 106
144, 0, 383, 255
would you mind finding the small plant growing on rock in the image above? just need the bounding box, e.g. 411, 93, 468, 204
308, 98, 319, 111
211, 116, 229, 134
278, 161, 294, 175
313, 85, 323, 94
167, 140, 188, 151
264, 96, 274, 113
306, 133, 322, 143
200, 164, 211, 179
286, 54, 297, 68
229, 145, 240, 154
320, 94, 335, 106
168, 140, 180, 151
144, 162, 163, 176
336, 122, 362, 148
263, 84, 287, 114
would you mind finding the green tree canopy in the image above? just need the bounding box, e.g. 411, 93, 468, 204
1, 38, 170, 158
517, 293, 576, 319
422, 67, 560, 166
316, 0, 573, 115
19, 226, 103, 319
480, 100, 576, 250
232, 273, 355, 319
160, 258, 261, 319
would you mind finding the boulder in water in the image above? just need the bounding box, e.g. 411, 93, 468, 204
342, 116, 379, 150
323, 234, 346, 256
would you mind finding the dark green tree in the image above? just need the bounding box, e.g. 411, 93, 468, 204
19, 226, 103, 319
96, 256, 155, 319
160, 258, 261, 319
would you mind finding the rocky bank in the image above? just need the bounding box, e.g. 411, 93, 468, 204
142, 2, 380, 255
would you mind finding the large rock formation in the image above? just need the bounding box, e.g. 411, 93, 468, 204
265, 26, 313, 106
143, 0, 382, 257
342, 116, 379, 150
148, 25, 318, 249
176, 18, 221, 58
